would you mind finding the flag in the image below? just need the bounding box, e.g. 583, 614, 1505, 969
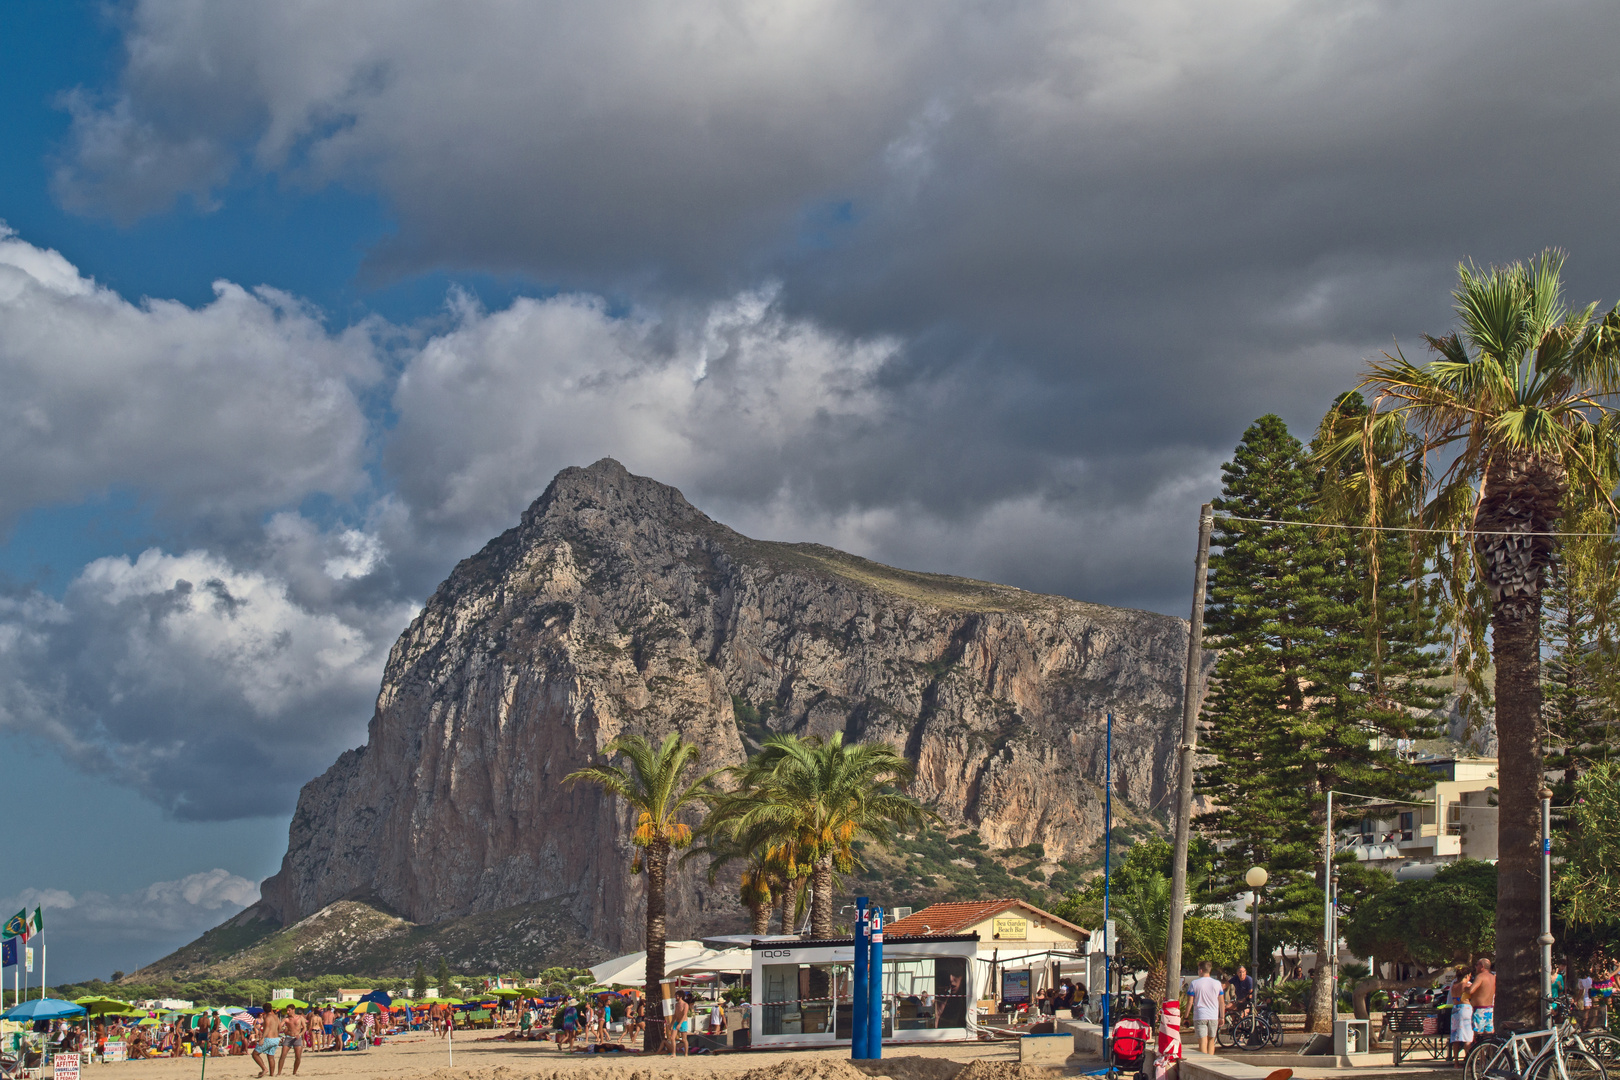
2, 911, 26, 940
1, 939, 15, 968
24, 947, 33, 973
30, 908, 41, 934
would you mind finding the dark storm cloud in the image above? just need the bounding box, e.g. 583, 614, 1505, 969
56, 3, 1620, 601
17, 0, 1620, 826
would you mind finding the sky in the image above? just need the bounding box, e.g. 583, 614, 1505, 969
6, 0, 1620, 982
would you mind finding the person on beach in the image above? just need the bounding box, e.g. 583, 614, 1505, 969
252, 1007, 284, 1077
1447, 965, 1474, 1062
1470, 957, 1496, 1037
557, 998, 578, 1050
279, 1008, 305, 1075
670, 992, 691, 1056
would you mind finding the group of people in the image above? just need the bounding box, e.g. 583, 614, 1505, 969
78, 1004, 393, 1070
1557, 956, 1618, 1029
1442, 957, 1498, 1061
1029, 978, 1090, 1018
497, 992, 728, 1056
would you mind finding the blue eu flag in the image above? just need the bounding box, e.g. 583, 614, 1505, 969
2, 939, 15, 968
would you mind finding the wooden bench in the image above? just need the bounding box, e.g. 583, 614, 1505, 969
1384, 1008, 1446, 1064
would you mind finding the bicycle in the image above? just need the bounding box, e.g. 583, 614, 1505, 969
1462, 1009, 1609, 1080
1256, 999, 1285, 1047
1217, 1005, 1269, 1050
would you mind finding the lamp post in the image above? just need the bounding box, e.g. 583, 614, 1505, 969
1539, 785, 1555, 1029
1245, 866, 1268, 978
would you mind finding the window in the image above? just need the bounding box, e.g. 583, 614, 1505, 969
760, 963, 853, 1036
1399, 812, 1414, 842
882, 957, 968, 1031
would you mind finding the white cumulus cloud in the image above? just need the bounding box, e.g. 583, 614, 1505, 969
0, 225, 379, 527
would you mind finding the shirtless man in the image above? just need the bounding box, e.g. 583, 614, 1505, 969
278, 1008, 305, 1075
1469, 957, 1497, 1037
252, 1008, 283, 1077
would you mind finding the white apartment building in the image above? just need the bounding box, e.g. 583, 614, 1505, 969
1340, 756, 1499, 876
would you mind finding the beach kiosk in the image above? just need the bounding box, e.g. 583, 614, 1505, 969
750, 932, 981, 1048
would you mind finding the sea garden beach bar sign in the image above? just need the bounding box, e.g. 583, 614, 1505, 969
991, 918, 1027, 940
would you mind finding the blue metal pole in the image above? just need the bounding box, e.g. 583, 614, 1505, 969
869, 906, 884, 1060
1103, 710, 1113, 1042
853, 897, 869, 1059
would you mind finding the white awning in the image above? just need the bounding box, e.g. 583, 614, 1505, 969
588, 941, 717, 987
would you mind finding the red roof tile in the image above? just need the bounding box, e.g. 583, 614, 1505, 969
885, 898, 1089, 940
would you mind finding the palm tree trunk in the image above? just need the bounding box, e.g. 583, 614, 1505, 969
643, 840, 670, 1053
1306, 928, 1334, 1033
1491, 604, 1543, 1026
751, 901, 770, 937
1478, 451, 1564, 1027
810, 856, 835, 939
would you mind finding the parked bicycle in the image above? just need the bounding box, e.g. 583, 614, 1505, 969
1461, 1002, 1610, 1080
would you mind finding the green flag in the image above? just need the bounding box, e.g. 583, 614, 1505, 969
29, 908, 40, 934
1, 912, 25, 940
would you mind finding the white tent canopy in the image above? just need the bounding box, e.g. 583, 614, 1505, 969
590, 941, 751, 987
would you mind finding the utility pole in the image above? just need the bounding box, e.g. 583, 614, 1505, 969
1164, 502, 1214, 1001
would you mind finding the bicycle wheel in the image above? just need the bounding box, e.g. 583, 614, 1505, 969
1216, 1018, 1237, 1048
1531, 1047, 1609, 1080
1241, 1017, 1269, 1051
1581, 1033, 1620, 1066
1268, 1015, 1285, 1047
1465, 1036, 1513, 1080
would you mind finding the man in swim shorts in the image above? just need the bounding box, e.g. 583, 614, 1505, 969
253, 1008, 284, 1077
1470, 957, 1496, 1035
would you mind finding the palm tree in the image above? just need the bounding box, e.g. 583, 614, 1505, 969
713, 732, 935, 938
564, 731, 721, 1050
684, 819, 790, 936
1341, 250, 1620, 1023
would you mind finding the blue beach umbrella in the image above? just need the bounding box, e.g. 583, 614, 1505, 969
3, 999, 87, 1021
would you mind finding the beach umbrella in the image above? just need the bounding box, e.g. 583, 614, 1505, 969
219, 1007, 246, 1016
3, 999, 86, 1021
350, 1002, 386, 1014
442, 997, 464, 1005
138, 1018, 160, 1028
486, 988, 521, 998
268, 998, 308, 1009
74, 996, 131, 1014
359, 990, 392, 1006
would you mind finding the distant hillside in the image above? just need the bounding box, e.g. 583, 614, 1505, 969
131, 896, 606, 982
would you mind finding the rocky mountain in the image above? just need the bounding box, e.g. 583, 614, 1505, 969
251, 459, 1199, 956
134, 897, 605, 981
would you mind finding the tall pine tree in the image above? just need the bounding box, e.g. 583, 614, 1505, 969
1198, 412, 1443, 1031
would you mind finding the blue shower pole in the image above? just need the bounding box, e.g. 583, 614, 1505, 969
868, 905, 884, 1059
852, 897, 870, 1059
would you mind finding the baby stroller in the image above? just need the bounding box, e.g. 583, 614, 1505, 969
1107, 1005, 1156, 1080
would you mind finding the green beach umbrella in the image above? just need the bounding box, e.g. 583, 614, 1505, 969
268, 998, 308, 1009
73, 996, 132, 1015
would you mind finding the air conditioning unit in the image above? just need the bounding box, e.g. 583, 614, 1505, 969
892, 907, 913, 921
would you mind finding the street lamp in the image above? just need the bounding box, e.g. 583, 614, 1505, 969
1245, 866, 1269, 977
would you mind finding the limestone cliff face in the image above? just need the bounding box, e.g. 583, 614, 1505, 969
259, 459, 1197, 952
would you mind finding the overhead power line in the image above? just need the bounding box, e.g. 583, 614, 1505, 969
1215, 513, 1619, 539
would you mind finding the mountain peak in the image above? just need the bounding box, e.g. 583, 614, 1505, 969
523, 457, 708, 531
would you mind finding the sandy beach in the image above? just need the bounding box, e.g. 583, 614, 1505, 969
85, 1034, 1073, 1080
